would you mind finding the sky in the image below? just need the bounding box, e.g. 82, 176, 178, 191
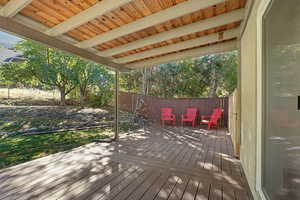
0, 31, 22, 48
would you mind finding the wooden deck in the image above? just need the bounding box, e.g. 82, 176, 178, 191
0, 125, 252, 200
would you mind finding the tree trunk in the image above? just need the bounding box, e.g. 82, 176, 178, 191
79, 86, 86, 108
142, 68, 152, 95
59, 87, 66, 106
209, 68, 218, 98
7, 84, 10, 99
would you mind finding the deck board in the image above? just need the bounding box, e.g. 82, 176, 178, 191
0, 125, 252, 200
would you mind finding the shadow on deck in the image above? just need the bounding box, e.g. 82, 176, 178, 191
0, 125, 253, 200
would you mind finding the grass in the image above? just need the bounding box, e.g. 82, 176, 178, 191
0, 122, 139, 169
0, 88, 60, 100
0, 128, 110, 169
0, 88, 140, 169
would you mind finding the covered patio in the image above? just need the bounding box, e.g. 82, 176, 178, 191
0, 126, 252, 200
0, 0, 257, 199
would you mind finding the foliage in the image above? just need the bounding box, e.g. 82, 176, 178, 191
0, 40, 115, 106
16, 41, 80, 105
120, 51, 238, 98
0, 62, 31, 86
74, 60, 114, 106
1, 39, 237, 103
194, 52, 238, 97
120, 69, 143, 93
88, 86, 114, 107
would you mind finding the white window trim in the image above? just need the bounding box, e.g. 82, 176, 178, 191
256, 0, 272, 200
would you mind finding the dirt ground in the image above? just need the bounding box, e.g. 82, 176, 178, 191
0, 99, 135, 135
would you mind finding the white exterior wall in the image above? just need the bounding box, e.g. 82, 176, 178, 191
240, 0, 263, 199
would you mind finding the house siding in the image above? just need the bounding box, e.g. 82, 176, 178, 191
240, 0, 262, 199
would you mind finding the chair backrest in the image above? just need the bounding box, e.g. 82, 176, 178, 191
211, 108, 224, 123
186, 108, 197, 117
161, 108, 173, 116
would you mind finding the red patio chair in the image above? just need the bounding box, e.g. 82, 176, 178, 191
161, 108, 176, 126
201, 108, 224, 130
181, 108, 198, 127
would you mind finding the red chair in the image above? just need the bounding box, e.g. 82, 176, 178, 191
181, 108, 198, 127
161, 108, 176, 126
201, 108, 224, 129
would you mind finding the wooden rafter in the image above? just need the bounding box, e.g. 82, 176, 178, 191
127, 40, 237, 69
0, 0, 247, 71
76, 0, 225, 48
45, 0, 133, 37
114, 28, 240, 64
0, 16, 129, 71
0, 0, 32, 17
98, 8, 245, 57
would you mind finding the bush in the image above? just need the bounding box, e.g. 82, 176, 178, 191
88, 90, 113, 107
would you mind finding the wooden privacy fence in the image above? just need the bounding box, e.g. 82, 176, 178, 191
229, 89, 240, 157
119, 92, 229, 128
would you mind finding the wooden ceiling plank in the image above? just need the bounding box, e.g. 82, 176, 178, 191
22, 4, 61, 26
77, 0, 225, 48
45, 0, 133, 36
40, 0, 84, 18
31, 1, 68, 23
98, 8, 245, 57
114, 28, 239, 64
127, 40, 237, 69
0, 16, 129, 71
0, 0, 33, 17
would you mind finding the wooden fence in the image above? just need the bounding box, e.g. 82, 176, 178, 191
229, 89, 240, 157
119, 92, 229, 128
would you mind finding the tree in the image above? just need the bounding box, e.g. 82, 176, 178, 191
74, 60, 113, 107
120, 51, 238, 98
120, 69, 143, 93
17, 41, 80, 105
0, 62, 31, 98
194, 54, 223, 97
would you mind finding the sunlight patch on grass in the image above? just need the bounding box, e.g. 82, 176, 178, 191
0, 128, 109, 169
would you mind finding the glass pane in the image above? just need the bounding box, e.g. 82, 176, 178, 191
263, 0, 300, 199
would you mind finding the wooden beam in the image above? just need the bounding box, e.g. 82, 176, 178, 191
14, 14, 78, 44
114, 28, 240, 64
0, 7, 129, 71
45, 0, 133, 36
0, 0, 33, 17
76, 0, 225, 48
0, 16, 129, 71
126, 41, 237, 69
98, 8, 245, 57
239, 0, 254, 39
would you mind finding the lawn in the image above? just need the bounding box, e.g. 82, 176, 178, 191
0, 127, 131, 169
0, 98, 140, 169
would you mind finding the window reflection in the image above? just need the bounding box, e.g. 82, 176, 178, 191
263, 0, 300, 199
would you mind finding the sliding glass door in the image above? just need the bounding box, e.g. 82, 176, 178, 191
262, 0, 300, 199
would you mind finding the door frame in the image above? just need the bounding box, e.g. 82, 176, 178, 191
256, 0, 272, 199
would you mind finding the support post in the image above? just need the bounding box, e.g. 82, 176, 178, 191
235, 40, 242, 158
114, 70, 119, 141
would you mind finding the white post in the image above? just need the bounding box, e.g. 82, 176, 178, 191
114, 70, 119, 141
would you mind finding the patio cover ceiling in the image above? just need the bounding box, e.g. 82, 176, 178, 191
0, 0, 248, 71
